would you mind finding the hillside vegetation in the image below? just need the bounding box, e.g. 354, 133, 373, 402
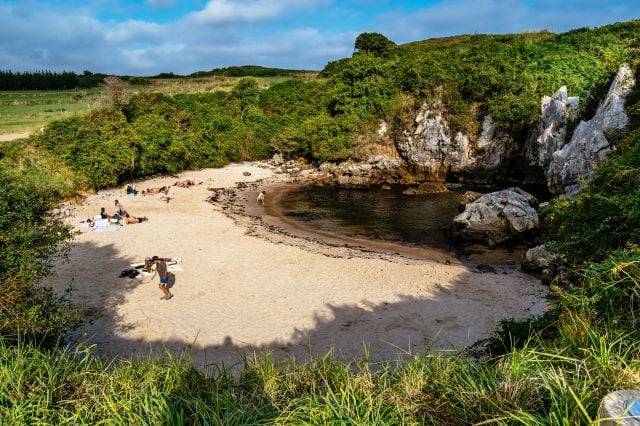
1, 20, 640, 424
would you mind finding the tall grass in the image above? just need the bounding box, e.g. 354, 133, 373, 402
2, 250, 639, 424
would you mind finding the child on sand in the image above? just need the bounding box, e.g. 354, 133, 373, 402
152, 256, 173, 300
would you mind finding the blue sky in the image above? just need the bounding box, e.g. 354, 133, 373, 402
1, 0, 638, 75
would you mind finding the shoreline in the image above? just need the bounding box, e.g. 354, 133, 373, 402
210, 179, 461, 265
45, 162, 549, 368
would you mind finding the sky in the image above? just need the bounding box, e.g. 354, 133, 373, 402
1, 0, 639, 76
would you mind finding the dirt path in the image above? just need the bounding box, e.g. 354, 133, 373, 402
0, 131, 31, 142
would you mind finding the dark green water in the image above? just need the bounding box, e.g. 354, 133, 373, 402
280, 185, 472, 249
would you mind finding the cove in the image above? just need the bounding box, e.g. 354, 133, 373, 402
278, 185, 480, 251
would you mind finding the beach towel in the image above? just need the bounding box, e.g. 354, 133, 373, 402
92, 226, 122, 232
626, 399, 640, 419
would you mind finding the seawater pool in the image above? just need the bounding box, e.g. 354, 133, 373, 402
279, 185, 477, 250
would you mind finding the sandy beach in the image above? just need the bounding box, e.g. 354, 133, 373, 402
45, 162, 548, 368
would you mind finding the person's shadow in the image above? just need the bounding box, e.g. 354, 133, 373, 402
167, 272, 176, 290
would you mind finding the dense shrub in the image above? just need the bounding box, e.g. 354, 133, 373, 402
0, 164, 80, 346
544, 123, 640, 264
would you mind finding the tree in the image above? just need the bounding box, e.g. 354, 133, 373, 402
354, 32, 396, 56
96, 76, 131, 110
230, 78, 260, 120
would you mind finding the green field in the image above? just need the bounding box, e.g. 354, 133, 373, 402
0, 75, 317, 135
0, 90, 97, 134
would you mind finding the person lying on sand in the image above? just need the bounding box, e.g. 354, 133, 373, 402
173, 180, 196, 188
142, 186, 170, 196
124, 213, 148, 224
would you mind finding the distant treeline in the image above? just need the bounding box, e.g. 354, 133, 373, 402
189, 65, 313, 78
0, 70, 107, 90
143, 66, 312, 79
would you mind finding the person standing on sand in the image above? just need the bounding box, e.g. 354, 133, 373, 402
257, 190, 266, 205
152, 256, 173, 300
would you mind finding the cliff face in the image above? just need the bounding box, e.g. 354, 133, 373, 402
395, 104, 516, 183
389, 64, 635, 194
546, 64, 635, 195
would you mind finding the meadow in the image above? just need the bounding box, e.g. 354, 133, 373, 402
0, 90, 96, 134
0, 74, 317, 135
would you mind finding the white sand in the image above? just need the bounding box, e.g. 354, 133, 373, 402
45, 163, 548, 367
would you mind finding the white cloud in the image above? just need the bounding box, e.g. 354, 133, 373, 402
187, 0, 327, 24
105, 20, 163, 43
376, 0, 640, 43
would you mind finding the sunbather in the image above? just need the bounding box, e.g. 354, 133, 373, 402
124, 213, 148, 224
142, 186, 170, 195
173, 180, 196, 188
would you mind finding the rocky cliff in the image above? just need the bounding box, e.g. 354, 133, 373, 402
318, 64, 635, 193
395, 103, 516, 183
545, 64, 635, 195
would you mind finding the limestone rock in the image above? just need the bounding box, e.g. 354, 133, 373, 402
453, 188, 539, 244
458, 191, 482, 210
271, 153, 284, 166
522, 244, 558, 273
396, 101, 516, 182
598, 390, 640, 425
377, 121, 388, 136
533, 86, 579, 169
547, 64, 635, 194
402, 181, 448, 195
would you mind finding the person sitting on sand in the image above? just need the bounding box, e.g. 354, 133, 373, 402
124, 213, 148, 224
125, 183, 138, 196
142, 186, 170, 196
114, 199, 126, 216
173, 180, 195, 188
257, 190, 266, 206
99, 207, 111, 220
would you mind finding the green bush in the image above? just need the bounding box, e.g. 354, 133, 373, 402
0, 164, 80, 346
544, 129, 640, 264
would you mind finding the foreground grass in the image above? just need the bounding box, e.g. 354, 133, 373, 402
2, 250, 639, 425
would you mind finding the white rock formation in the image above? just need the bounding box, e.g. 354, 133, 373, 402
547, 64, 635, 194
453, 188, 539, 243
396, 102, 514, 180
535, 86, 579, 169
522, 244, 558, 272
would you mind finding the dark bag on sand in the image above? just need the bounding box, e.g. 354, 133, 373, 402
119, 269, 140, 279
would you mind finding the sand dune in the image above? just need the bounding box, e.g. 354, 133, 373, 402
45, 162, 548, 367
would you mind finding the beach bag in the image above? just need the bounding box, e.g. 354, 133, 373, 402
119, 269, 140, 278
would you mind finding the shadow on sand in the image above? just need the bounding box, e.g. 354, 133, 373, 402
47, 240, 548, 371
